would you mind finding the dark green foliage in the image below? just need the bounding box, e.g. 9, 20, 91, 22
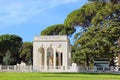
64, 2, 106, 29
0, 34, 22, 56
19, 42, 33, 65
88, 0, 120, 4
2, 50, 14, 65
0, 34, 33, 65
69, 1, 120, 66
74, 26, 120, 66
64, 1, 120, 28
41, 24, 75, 36
0, 34, 23, 64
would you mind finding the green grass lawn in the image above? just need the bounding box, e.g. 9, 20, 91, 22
0, 72, 120, 80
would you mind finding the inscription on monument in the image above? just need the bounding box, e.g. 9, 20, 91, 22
34, 35, 67, 41
41, 36, 60, 40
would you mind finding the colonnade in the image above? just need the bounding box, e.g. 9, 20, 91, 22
38, 46, 63, 69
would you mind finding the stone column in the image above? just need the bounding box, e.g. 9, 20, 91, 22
40, 53, 42, 68
53, 49, 56, 69
44, 48, 47, 70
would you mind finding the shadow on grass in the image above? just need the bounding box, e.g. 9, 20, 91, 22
28, 75, 86, 78
37, 72, 120, 75
27, 72, 120, 80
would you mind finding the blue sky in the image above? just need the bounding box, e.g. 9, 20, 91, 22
0, 0, 88, 42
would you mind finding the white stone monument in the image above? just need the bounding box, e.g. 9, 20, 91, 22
33, 35, 71, 71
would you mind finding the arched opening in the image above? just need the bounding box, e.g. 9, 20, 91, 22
56, 52, 59, 66
47, 47, 54, 67
38, 47, 44, 66
56, 52, 63, 66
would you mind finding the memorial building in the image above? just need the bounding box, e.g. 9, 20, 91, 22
33, 35, 73, 71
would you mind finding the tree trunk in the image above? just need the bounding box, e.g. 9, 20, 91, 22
86, 54, 89, 70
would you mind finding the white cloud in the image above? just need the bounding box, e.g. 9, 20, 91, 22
0, 0, 80, 28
